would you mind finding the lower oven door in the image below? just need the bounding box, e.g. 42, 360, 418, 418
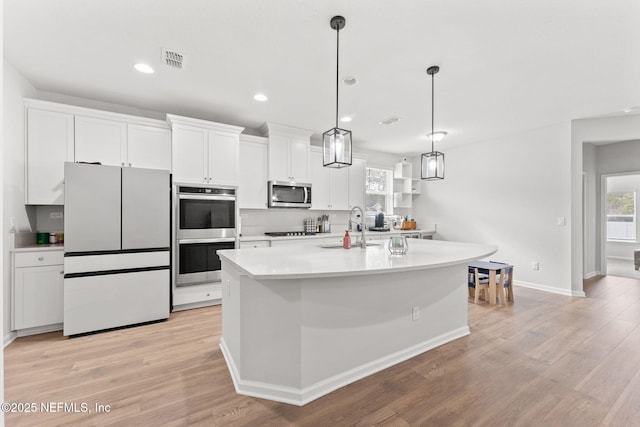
176, 238, 236, 286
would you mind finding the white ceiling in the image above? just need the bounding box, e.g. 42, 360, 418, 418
5, 0, 640, 155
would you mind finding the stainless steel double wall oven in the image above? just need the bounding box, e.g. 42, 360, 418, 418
174, 183, 238, 287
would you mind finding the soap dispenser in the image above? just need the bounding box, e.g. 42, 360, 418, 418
343, 230, 351, 249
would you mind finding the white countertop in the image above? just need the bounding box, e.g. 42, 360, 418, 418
240, 228, 434, 242
218, 238, 496, 280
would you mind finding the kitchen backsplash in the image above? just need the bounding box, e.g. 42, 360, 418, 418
240, 209, 351, 236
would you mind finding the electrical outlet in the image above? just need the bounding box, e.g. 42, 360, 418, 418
557, 216, 566, 226
412, 306, 420, 321
531, 262, 539, 270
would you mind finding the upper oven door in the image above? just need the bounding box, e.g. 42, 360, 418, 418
177, 193, 236, 240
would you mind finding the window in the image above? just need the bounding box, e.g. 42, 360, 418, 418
607, 191, 636, 241
365, 167, 393, 214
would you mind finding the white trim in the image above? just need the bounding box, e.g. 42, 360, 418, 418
24, 98, 169, 128
514, 281, 585, 297
584, 271, 601, 279
220, 326, 470, 406
239, 134, 268, 144
171, 299, 220, 312
166, 113, 244, 134
607, 256, 633, 261
259, 122, 314, 139
4, 332, 17, 348
16, 323, 62, 338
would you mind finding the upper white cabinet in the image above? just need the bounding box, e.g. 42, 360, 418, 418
168, 114, 244, 185
24, 99, 172, 205
25, 106, 74, 205
261, 123, 313, 183
348, 156, 366, 210
310, 148, 350, 210
127, 124, 172, 170
75, 116, 127, 166
239, 135, 268, 209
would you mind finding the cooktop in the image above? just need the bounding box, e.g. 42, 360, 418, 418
368, 227, 391, 232
264, 231, 317, 237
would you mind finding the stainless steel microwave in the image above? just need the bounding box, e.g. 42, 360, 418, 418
268, 181, 312, 208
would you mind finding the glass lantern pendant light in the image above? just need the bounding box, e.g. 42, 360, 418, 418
323, 16, 352, 168
421, 65, 446, 180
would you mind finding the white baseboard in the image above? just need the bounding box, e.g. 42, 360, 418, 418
4, 331, 17, 348
16, 323, 63, 337
220, 326, 470, 406
514, 281, 585, 297
584, 271, 601, 279
608, 256, 633, 262
172, 299, 220, 312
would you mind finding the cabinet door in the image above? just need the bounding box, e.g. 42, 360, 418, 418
289, 137, 310, 182
26, 109, 74, 204
330, 167, 350, 210
127, 124, 171, 170
13, 265, 64, 329
267, 135, 290, 181
208, 130, 239, 185
75, 116, 126, 166
239, 140, 268, 209
172, 125, 208, 184
349, 157, 366, 209
310, 151, 330, 209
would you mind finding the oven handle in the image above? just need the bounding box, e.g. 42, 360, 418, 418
178, 238, 236, 244
178, 194, 236, 201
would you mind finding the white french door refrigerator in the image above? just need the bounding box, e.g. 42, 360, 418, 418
63, 162, 170, 336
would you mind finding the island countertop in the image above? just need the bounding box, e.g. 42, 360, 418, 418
218, 238, 497, 280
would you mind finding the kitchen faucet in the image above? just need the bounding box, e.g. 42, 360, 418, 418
349, 206, 366, 249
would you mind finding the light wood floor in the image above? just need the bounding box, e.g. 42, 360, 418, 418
5, 275, 640, 426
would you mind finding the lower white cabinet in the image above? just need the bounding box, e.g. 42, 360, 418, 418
172, 282, 222, 311
239, 240, 270, 248
12, 250, 64, 333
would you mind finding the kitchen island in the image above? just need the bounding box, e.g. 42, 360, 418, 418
218, 238, 497, 405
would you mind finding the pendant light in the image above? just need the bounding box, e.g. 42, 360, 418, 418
421, 65, 446, 180
323, 15, 352, 168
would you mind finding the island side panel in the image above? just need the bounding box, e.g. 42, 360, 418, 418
300, 265, 469, 389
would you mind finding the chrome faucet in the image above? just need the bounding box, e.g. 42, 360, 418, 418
349, 206, 366, 249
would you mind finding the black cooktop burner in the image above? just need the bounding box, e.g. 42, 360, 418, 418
264, 231, 317, 237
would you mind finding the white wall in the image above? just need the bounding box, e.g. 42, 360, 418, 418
571, 114, 640, 293
2, 59, 37, 346
1, 4, 5, 423
412, 122, 574, 295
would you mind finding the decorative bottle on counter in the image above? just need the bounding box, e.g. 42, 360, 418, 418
343, 230, 351, 249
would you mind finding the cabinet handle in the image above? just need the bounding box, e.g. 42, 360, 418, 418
38, 257, 44, 261
121, 162, 125, 166
59, 271, 64, 275
128, 163, 132, 167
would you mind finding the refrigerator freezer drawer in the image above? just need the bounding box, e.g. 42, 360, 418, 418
64, 251, 169, 274
63, 269, 169, 336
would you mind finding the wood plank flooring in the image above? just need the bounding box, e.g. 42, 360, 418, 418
5, 275, 640, 426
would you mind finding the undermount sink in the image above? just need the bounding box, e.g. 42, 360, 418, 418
319, 242, 382, 249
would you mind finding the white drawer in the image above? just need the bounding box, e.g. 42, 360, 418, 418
14, 251, 64, 268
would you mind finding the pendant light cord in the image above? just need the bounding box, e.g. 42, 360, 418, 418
335, 27, 340, 129
431, 71, 435, 153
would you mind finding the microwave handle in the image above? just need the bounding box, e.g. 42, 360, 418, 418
304, 187, 309, 203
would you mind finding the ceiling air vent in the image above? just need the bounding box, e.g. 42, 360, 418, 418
161, 48, 185, 69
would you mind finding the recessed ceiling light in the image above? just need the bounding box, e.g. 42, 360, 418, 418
379, 116, 400, 125
624, 106, 639, 113
340, 116, 352, 123
342, 76, 358, 86
253, 93, 268, 102
134, 63, 154, 74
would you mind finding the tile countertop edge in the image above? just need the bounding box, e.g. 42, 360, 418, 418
12, 244, 65, 252
240, 229, 435, 242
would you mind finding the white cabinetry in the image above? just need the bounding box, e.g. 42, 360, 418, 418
25, 107, 74, 205
168, 114, 244, 185
239, 240, 270, 248
127, 124, 172, 170
75, 116, 127, 166
393, 160, 413, 208
24, 99, 172, 205
239, 135, 268, 209
261, 123, 313, 183
11, 250, 64, 334
310, 148, 349, 210
349, 157, 366, 209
